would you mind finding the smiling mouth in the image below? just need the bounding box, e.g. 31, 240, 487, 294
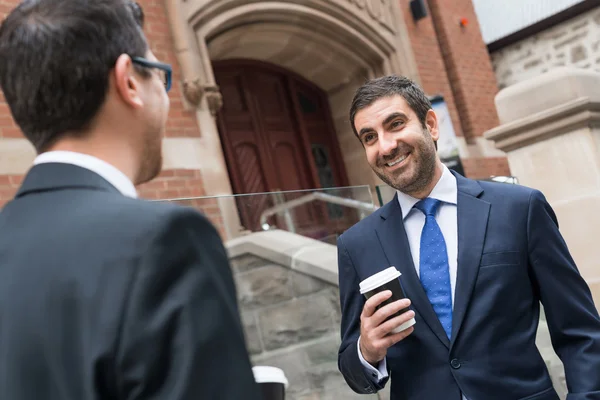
386, 152, 410, 167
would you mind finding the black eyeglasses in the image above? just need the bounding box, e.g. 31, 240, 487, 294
131, 56, 172, 92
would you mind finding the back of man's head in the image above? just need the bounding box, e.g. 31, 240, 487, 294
0, 0, 148, 153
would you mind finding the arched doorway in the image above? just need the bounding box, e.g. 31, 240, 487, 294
213, 59, 351, 235
165, 0, 421, 239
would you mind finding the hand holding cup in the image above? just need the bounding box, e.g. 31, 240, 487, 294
358, 267, 416, 366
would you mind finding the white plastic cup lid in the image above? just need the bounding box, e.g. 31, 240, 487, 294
359, 267, 401, 294
252, 366, 289, 388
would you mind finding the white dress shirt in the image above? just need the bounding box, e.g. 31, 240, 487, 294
33, 151, 138, 198
358, 166, 467, 400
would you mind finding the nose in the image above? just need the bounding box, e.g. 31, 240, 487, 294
378, 132, 397, 156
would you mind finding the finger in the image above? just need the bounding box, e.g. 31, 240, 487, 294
373, 325, 415, 351
361, 290, 393, 319
368, 325, 414, 355
386, 326, 415, 347
375, 309, 415, 337
370, 298, 411, 327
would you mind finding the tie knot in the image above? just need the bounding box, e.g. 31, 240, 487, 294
414, 197, 441, 216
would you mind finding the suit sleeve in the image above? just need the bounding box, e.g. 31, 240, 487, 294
527, 190, 600, 399
115, 208, 261, 400
337, 235, 389, 394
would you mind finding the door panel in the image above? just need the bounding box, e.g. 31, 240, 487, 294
214, 60, 355, 237
295, 82, 347, 188
219, 73, 248, 113
249, 69, 313, 191
272, 143, 303, 190
234, 143, 272, 230
235, 144, 268, 195
294, 81, 359, 233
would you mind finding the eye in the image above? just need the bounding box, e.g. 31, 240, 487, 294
390, 120, 404, 129
362, 133, 376, 144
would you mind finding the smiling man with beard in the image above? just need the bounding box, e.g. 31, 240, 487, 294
0, 1, 261, 399
336, 75, 600, 400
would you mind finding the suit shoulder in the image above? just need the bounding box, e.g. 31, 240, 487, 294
88, 194, 217, 237
145, 200, 217, 232
125, 197, 204, 218
477, 180, 540, 204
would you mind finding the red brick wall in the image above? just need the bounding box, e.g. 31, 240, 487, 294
0, 0, 25, 208
0, 92, 20, 138
137, 168, 204, 199
137, 169, 226, 237
0, 0, 229, 233
0, 0, 511, 218
141, 0, 201, 139
0, 174, 21, 208
0, 0, 209, 199
425, 0, 500, 140
399, 0, 463, 139
1, 0, 201, 141
400, 0, 509, 178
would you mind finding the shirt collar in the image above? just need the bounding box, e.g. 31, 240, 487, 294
396, 165, 457, 220
33, 151, 138, 198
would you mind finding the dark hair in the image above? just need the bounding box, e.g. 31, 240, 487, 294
349, 75, 432, 137
0, 0, 149, 152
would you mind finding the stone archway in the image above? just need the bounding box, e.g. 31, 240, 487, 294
165, 0, 421, 238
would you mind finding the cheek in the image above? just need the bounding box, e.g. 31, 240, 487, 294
365, 147, 378, 165
163, 91, 170, 110
154, 90, 169, 120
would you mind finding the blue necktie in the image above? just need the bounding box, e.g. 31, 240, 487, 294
414, 198, 453, 339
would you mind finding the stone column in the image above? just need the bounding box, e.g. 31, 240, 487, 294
485, 66, 600, 400
485, 67, 600, 305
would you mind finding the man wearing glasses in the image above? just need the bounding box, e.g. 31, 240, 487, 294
0, 1, 261, 399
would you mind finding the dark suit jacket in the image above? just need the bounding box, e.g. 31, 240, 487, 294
0, 163, 261, 400
337, 171, 600, 400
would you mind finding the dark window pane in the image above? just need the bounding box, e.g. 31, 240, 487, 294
311, 144, 343, 219
297, 91, 318, 114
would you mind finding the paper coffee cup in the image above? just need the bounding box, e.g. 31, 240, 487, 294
359, 267, 416, 334
252, 366, 288, 400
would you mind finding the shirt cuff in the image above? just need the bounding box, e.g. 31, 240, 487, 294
357, 336, 388, 381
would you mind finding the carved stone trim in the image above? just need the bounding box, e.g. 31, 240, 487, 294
182, 79, 223, 115
484, 98, 600, 152
182, 79, 202, 106
341, 0, 396, 33
204, 85, 223, 116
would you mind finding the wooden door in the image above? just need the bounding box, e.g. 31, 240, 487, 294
214, 60, 353, 236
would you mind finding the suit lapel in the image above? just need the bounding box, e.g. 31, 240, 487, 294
450, 173, 490, 348
376, 196, 451, 349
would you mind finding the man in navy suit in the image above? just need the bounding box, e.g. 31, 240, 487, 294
0, 1, 260, 399
337, 75, 600, 399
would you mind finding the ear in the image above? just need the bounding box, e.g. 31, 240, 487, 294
113, 54, 144, 109
425, 109, 440, 142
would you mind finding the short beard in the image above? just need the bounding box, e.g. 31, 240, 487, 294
136, 153, 162, 185
135, 133, 163, 185
376, 132, 437, 196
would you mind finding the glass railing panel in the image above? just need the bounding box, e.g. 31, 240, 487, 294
161, 185, 376, 243
375, 184, 397, 207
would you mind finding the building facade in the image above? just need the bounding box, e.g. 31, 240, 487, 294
491, 5, 600, 89
474, 0, 600, 89
0, 0, 510, 239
